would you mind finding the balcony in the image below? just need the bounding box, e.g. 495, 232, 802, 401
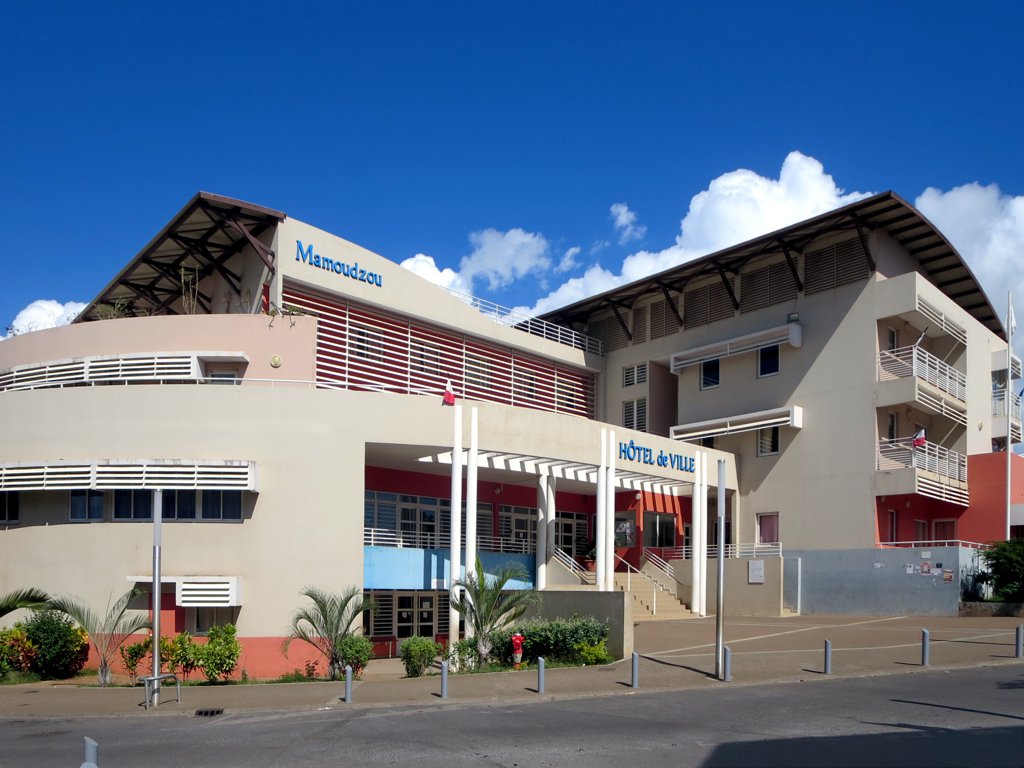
876, 346, 967, 426
991, 388, 1023, 442
875, 438, 968, 506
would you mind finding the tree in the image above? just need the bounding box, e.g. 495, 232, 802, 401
0, 588, 49, 619
50, 589, 151, 686
980, 539, 1024, 601
451, 558, 540, 667
284, 586, 376, 681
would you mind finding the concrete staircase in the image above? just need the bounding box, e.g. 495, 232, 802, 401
614, 571, 692, 621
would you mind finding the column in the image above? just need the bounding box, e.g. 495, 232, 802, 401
448, 405, 463, 642
699, 450, 709, 617
464, 407, 478, 637
595, 429, 607, 592
605, 429, 617, 592
536, 474, 549, 590
691, 451, 702, 616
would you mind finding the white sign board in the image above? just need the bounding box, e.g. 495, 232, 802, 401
748, 559, 765, 585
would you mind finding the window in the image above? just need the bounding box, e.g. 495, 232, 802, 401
201, 490, 242, 521
642, 512, 675, 547
887, 509, 897, 542
623, 397, 648, 432
114, 489, 153, 520
756, 513, 779, 544
757, 344, 780, 378
185, 606, 239, 635
700, 359, 720, 390
623, 363, 648, 387
887, 412, 898, 442
0, 492, 19, 523
466, 353, 490, 389
209, 370, 239, 385
352, 324, 383, 361
757, 426, 780, 456
163, 490, 197, 520
699, 436, 718, 449
887, 327, 898, 351
933, 519, 956, 542
70, 490, 104, 521
412, 342, 440, 375
914, 520, 927, 542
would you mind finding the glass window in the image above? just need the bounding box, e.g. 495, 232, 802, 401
700, 359, 720, 390
622, 397, 647, 432
114, 489, 153, 520
757, 426, 780, 456
757, 513, 779, 544
0, 492, 19, 523
70, 490, 104, 521
164, 490, 197, 520
201, 490, 243, 521
757, 344, 780, 378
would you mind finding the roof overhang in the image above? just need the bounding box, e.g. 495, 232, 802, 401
671, 322, 801, 373
540, 192, 1006, 339
76, 192, 285, 322
671, 406, 804, 442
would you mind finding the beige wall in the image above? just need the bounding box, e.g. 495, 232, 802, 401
673, 556, 784, 617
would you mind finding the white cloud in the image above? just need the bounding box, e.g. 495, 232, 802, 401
399, 253, 469, 294
610, 202, 646, 245
4, 299, 86, 338
915, 182, 1024, 358
460, 228, 551, 291
517, 150, 871, 315
556, 246, 581, 273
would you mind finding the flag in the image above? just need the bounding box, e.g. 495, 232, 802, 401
1009, 301, 1016, 335
442, 379, 456, 406
912, 428, 926, 448
913, 326, 929, 346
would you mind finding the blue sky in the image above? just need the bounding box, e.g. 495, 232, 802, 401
3, 3, 1024, 344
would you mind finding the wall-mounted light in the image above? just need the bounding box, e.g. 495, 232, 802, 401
634, 492, 642, 501
905, 499, 912, 509
494, 485, 503, 495
787, 312, 800, 323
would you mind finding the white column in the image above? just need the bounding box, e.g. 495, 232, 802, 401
464, 407, 478, 638
694, 451, 706, 616
595, 429, 607, 592
536, 474, 548, 590
546, 474, 557, 558
605, 430, 617, 592
699, 450, 709, 617
690, 452, 700, 615
151, 489, 163, 706
1007, 289, 1014, 541
448, 405, 463, 642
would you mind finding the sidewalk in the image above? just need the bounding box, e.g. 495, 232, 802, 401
0, 615, 1020, 718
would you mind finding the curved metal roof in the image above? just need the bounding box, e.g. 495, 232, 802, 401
540, 191, 1005, 340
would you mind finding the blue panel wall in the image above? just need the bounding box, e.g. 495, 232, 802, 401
364, 547, 535, 590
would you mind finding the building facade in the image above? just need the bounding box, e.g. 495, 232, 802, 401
0, 191, 1019, 675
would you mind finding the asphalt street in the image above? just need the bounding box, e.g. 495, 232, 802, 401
3, 665, 1021, 768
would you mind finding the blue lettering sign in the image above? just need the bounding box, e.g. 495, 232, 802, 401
618, 441, 694, 473
295, 241, 383, 288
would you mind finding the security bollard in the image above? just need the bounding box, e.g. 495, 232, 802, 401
723, 646, 732, 682
824, 639, 832, 676
82, 736, 99, 768
344, 665, 353, 703
631, 651, 639, 689
538, 657, 545, 694
921, 628, 930, 667
441, 660, 448, 699
1016, 625, 1022, 659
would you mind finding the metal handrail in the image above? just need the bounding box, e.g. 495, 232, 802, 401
879, 539, 989, 550
656, 543, 783, 560
552, 548, 594, 585
363, 527, 532, 553
614, 553, 666, 615
992, 388, 1022, 419
877, 345, 966, 401
877, 438, 968, 483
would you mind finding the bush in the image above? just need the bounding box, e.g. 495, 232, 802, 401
445, 638, 478, 671
337, 634, 374, 678
22, 610, 89, 680
0, 627, 37, 675
119, 640, 150, 685
980, 539, 1024, 601
490, 615, 609, 665
167, 632, 203, 680
199, 625, 241, 682
573, 641, 613, 666
400, 636, 441, 677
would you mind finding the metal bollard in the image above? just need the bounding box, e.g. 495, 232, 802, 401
81, 736, 99, 768
441, 660, 448, 699
1016, 625, 1022, 659
921, 629, 930, 667
631, 651, 639, 689
824, 639, 832, 675
344, 665, 353, 704
538, 657, 545, 694
723, 646, 732, 682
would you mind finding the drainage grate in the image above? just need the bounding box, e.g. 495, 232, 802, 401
194, 708, 224, 717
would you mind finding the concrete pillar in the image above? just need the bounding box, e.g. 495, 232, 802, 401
536, 474, 548, 590
464, 407, 478, 637
596, 429, 607, 592
448, 405, 463, 641
699, 450, 709, 617
545, 474, 557, 558
605, 430, 617, 592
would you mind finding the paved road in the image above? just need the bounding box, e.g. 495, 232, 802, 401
3, 665, 1021, 768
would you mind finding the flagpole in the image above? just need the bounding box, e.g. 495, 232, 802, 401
1007, 290, 1014, 541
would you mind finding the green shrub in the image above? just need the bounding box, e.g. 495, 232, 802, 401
979, 539, 1024, 601
198, 625, 241, 682
0, 627, 37, 674
573, 641, 613, 665
490, 615, 609, 665
119, 640, 150, 685
22, 610, 89, 679
445, 638, 478, 671
337, 634, 374, 678
400, 636, 441, 677
167, 632, 203, 680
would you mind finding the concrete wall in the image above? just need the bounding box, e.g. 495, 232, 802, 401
787, 547, 971, 616
672, 557, 784, 617
526, 590, 632, 659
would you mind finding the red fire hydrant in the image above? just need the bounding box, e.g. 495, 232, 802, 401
511, 632, 524, 669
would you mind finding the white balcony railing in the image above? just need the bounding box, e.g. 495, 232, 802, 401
992, 388, 1022, 420
656, 543, 783, 560
876, 438, 968, 483
877, 345, 966, 402
363, 527, 533, 554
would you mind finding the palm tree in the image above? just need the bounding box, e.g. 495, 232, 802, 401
50, 589, 151, 686
0, 588, 49, 619
451, 558, 540, 667
284, 586, 375, 680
